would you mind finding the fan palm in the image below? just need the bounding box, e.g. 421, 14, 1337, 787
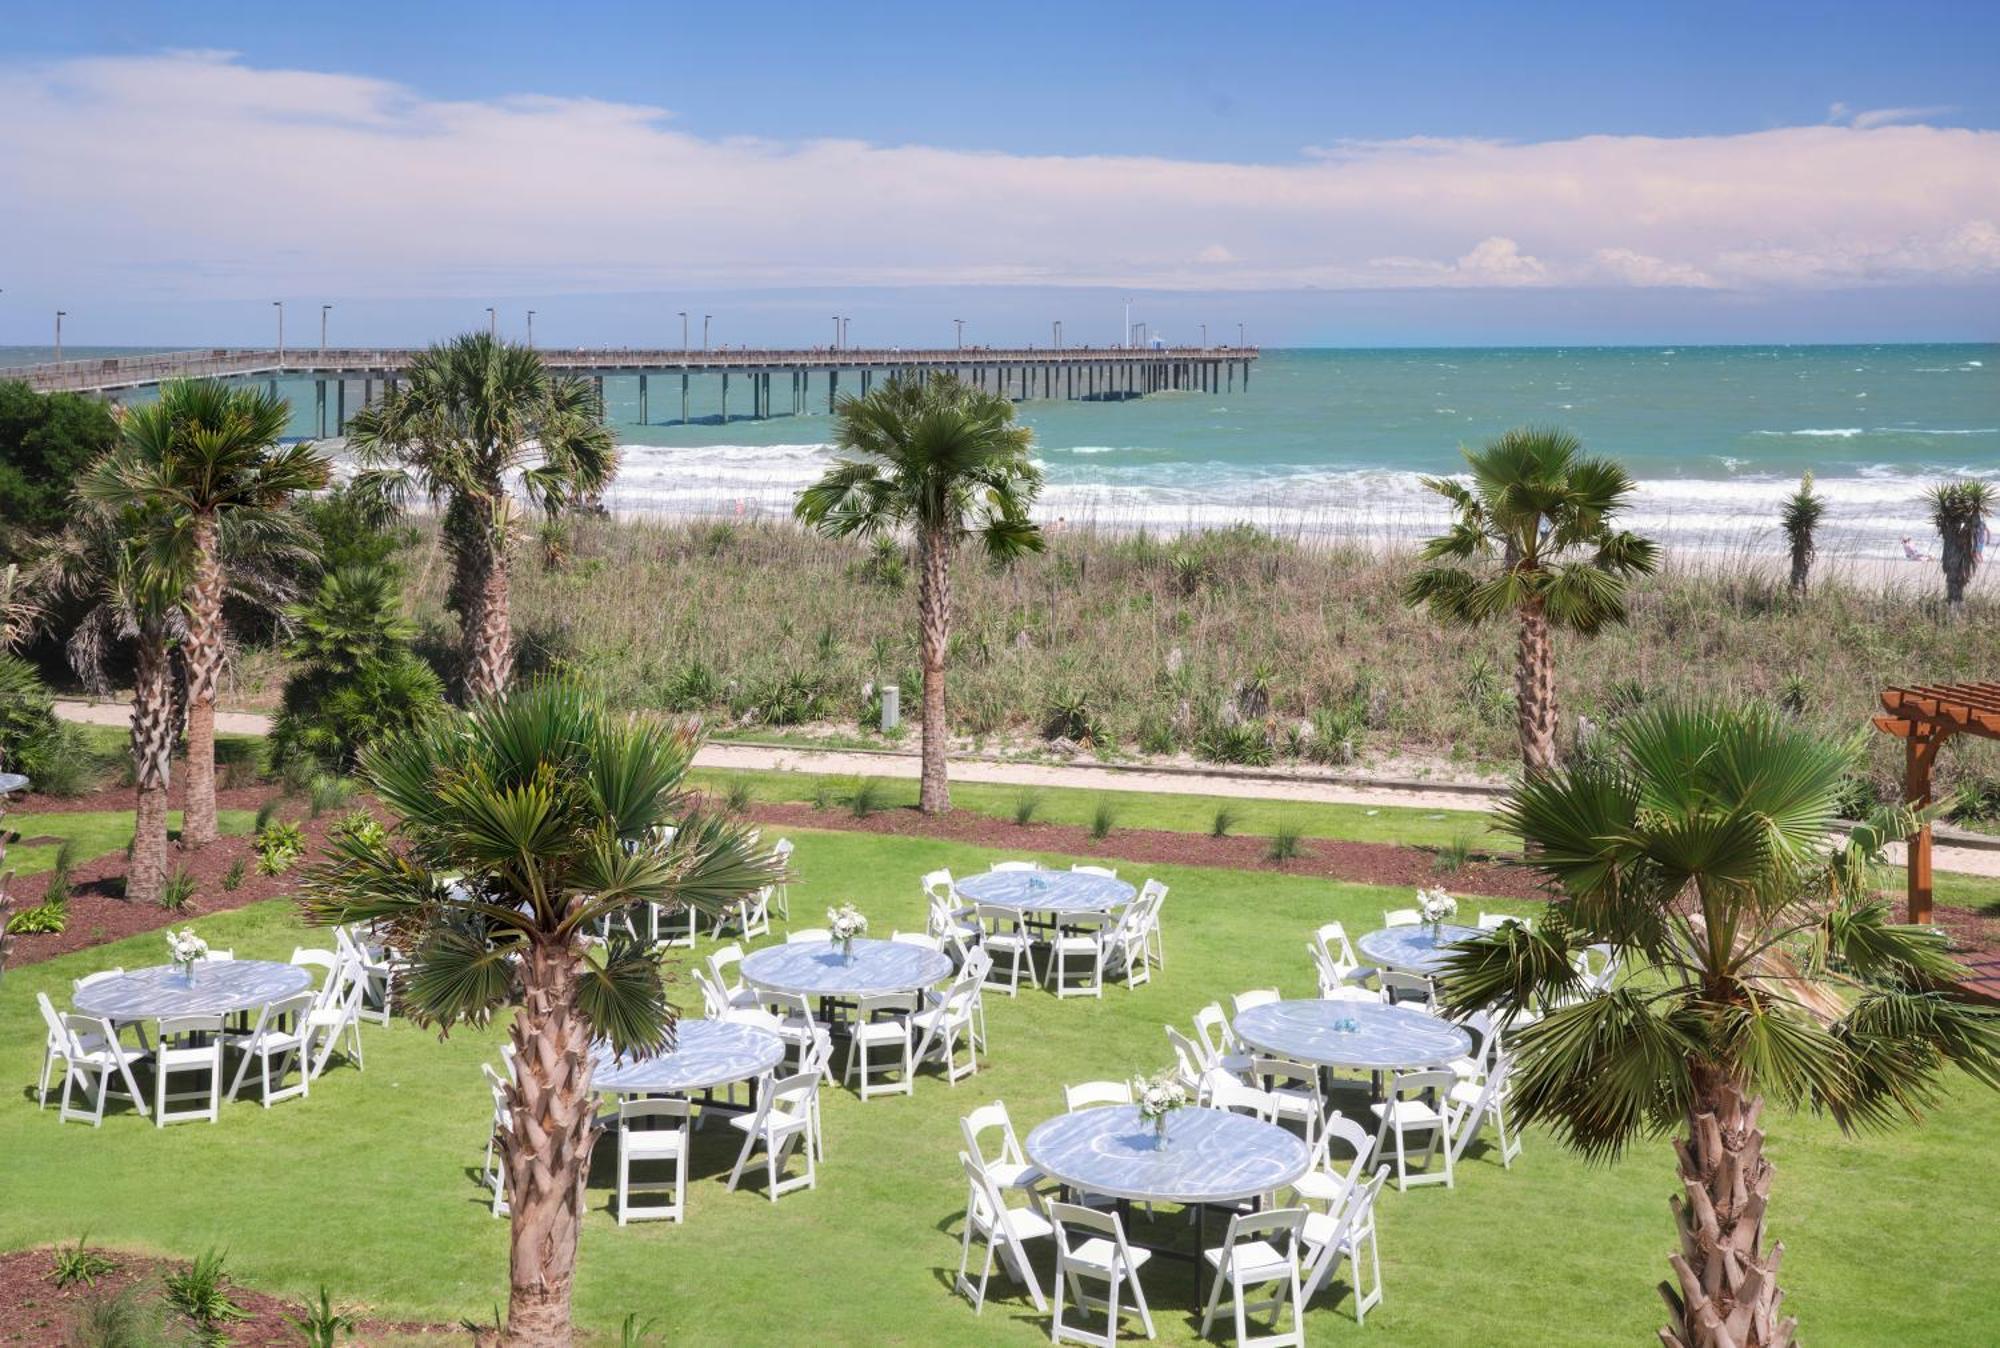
1777, 471, 1825, 598
300, 681, 780, 1345
794, 373, 1043, 813
1927, 478, 1993, 612
345, 334, 617, 699
78, 380, 330, 846
1404, 427, 1659, 774
1440, 702, 2000, 1347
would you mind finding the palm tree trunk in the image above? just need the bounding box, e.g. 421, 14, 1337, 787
128, 626, 175, 906
468, 534, 512, 701
181, 512, 223, 847
500, 941, 598, 1348
1659, 1068, 1795, 1348
916, 527, 952, 814
1940, 533, 1970, 612
1787, 543, 1810, 598
1515, 599, 1558, 775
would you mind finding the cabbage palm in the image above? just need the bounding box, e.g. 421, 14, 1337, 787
795, 373, 1043, 813
1927, 478, 1993, 612
300, 682, 779, 1346
1441, 702, 2000, 1348
346, 334, 617, 700
78, 380, 329, 846
1404, 427, 1659, 774
1777, 471, 1824, 598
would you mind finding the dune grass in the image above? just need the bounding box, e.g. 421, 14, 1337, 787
4, 829, 1997, 1344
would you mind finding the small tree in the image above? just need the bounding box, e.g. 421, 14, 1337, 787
795, 373, 1044, 813
1928, 478, 1993, 612
346, 334, 617, 700
270, 565, 445, 771
1443, 702, 2000, 1347
301, 682, 780, 1345
1777, 471, 1824, 598
1404, 427, 1659, 775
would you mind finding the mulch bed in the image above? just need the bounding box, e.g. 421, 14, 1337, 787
3, 784, 379, 969
0, 1246, 457, 1346
739, 799, 1551, 901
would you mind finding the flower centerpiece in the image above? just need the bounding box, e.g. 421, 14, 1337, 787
1131, 1068, 1190, 1148
166, 927, 209, 984
827, 903, 868, 961
1417, 886, 1458, 938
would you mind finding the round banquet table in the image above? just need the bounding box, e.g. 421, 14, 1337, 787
0, 772, 29, 795
954, 869, 1135, 917
1355, 923, 1484, 976
1025, 1104, 1310, 1208
591, 1019, 786, 1095
1233, 999, 1472, 1073
739, 938, 954, 1000
72, 960, 315, 1022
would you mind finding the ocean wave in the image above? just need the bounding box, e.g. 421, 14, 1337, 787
1751, 428, 1864, 438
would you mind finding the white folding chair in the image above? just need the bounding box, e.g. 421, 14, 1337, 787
769, 837, 794, 918
726, 1070, 819, 1200
616, 1097, 690, 1224
71, 967, 125, 995
1063, 1080, 1133, 1112
1203, 1071, 1279, 1124
1448, 1051, 1522, 1170
977, 903, 1040, 995
481, 1063, 512, 1216
153, 1014, 223, 1126
1164, 1026, 1206, 1094
961, 1102, 1043, 1197
956, 1152, 1053, 1314
54, 1010, 150, 1126
715, 887, 772, 941
1291, 1112, 1381, 1311
912, 965, 981, 1085
225, 992, 316, 1107
1253, 1057, 1324, 1149
36, 992, 76, 1109
1231, 988, 1280, 1017
1199, 1206, 1308, 1348
844, 993, 916, 1100
706, 944, 763, 1012
1369, 1069, 1458, 1190
1101, 907, 1150, 990
1314, 921, 1359, 967
1136, 879, 1169, 970
786, 927, 831, 944
989, 861, 1042, 873
1477, 911, 1527, 931
305, 957, 368, 1078
1382, 908, 1421, 928
1051, 915, 1109, 999
1192, 1003, 1254, 1078
763, 991, 835, 1082
1050, 1200, 1155, 1346
1301, 1167, 1389, 1322
336, 925, 398, 1026
1070, 864, 1119, 878
891, 930, 944, 951
1378, 970, 1434, 1009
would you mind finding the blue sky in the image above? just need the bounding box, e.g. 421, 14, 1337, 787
2, 1, 1997, 346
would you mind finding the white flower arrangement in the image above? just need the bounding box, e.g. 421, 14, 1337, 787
827, 903, 869, 944
1131, 1068, 1190, 1123
1417, 886, 1458, 926
166, 927, 209, 966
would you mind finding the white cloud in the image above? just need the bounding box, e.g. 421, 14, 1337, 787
1839, 104, 1956, 130
1, 51, 1996, 300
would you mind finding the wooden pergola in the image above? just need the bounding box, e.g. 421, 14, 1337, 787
1873, 681, 2000, 923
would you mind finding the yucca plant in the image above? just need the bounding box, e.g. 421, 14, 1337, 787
1927, 478, 1994, 612
1440, 702, 2000, 1347
1777, 471, 1825, 598
301, 681, 779, 1345
1404, 427, 1659, 774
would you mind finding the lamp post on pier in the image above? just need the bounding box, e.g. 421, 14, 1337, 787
1200, 322, 1207, 348
526, 310, 536, 348
485, 307, 497, 339
831, 315, 840, 350
702, 315, 712, 351
1052, 320, 1063, 349
678, 311, 687, 352
954, 318, 963, 349
55, 310, 65, 363
321, 304, 332, 354
839, 316, 850, 348
1237, 322, 1245, 348
273, 301, 284, 358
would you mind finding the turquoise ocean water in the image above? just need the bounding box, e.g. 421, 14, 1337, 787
8, 343, 1995, 558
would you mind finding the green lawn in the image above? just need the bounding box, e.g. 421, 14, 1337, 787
3, 830, 1996, 1344
690, 766, 1503, 851
3, 809, 257, 878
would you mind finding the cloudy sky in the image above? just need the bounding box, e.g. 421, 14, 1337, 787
3, 1, 1997, 347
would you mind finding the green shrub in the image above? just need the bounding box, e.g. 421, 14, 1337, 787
1197, 720, 1274, 767
48, 1234, 118, 1288
661, 658, 722, 712
287, 1286, 356, 1347
253, 799, 281, 833
857, 536, 906, 588
62, 1286, 175, 1347
1042, 687, 1102, 744
162, 1249, 248, 1331
158, 865, 198, 913
1135, 713, 1179, 757
1012, 789, 1042, 826
723, 777, 755, 813
848, 777, 886, 819
255, 819, 307, 876
1089, 796, 1119, 839
1266, 819, 1304, 862
809, 778, 836, 811
220, 856, 248, 893
330, 809, 385, 848
1211, 804, 1240, 838
6, 897, 65, 934
41, 838, 77, 907
1305, 706, 1361, 766
270, 564, 446, 773
1433, 834, 1474, 875
307, 775, 356, 819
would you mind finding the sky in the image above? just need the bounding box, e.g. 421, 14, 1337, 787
2, 0, 1998, 348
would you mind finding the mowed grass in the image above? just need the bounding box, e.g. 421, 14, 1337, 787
3, 829, 1997, 1344
3, 809, 257, 878
687, 766, 1503, 851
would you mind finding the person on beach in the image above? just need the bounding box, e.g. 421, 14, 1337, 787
1901, 535, 1931, 562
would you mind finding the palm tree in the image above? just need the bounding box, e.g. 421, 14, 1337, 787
1404, 427, 1659, 775
301, 682, 780, 1345
1778, 471, 1824, 598
1927, 478, 1993, 612
795, 374, 1044, 813
346, 334, 617, 700
1442, 702, 2000, 1348
31, 503, 187, 903
79, 381, 329, 847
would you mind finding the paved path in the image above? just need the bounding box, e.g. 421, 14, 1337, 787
52, 700, 1999, 877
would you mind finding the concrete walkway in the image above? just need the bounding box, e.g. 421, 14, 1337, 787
52, 699, 2000, 878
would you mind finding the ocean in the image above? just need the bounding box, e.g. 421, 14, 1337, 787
8, 343, 1995, 559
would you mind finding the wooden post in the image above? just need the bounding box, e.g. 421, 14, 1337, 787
681, 372, 690, 424
639, 373, 649, 424
721, 372, 729, 422
1906, 729, 1945, 924
315, 379, 327, 437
